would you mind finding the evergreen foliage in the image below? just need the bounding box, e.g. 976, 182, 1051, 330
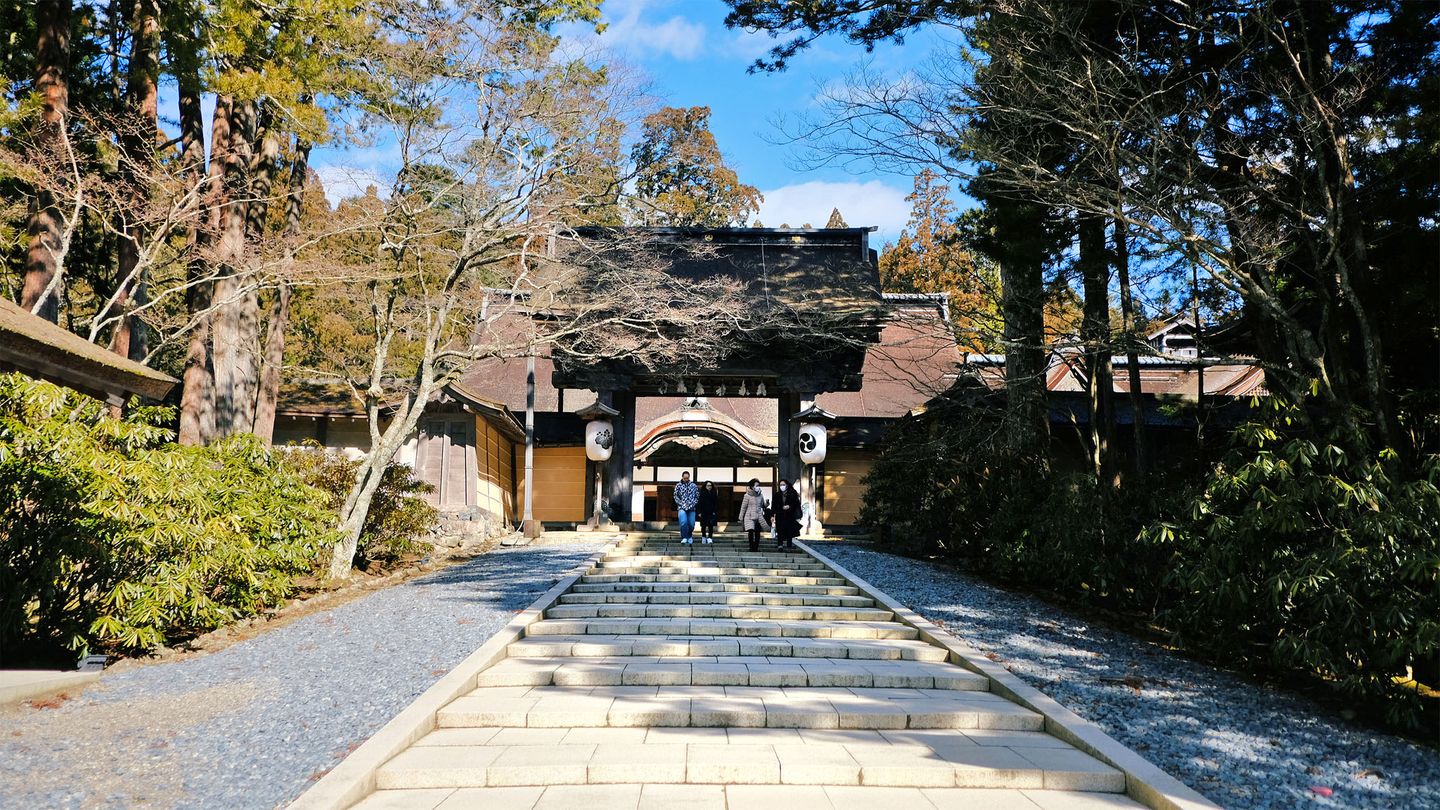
278, 444, 437, 571
861, 392, 1440, 728
0, 374, 335, 664
630, 106, 763, 227
1153, 401, 1440, 728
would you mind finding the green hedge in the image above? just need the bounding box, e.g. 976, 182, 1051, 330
0, 374, 336, 664
860, 395, 1440, 728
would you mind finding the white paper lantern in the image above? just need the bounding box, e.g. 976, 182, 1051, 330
798, 423, 827, 465
585, 419, 615, 461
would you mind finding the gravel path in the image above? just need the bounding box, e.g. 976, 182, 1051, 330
0, 542, 605, 810
814, 541, 1440, 810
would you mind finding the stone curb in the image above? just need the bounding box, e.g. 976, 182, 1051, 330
0, 670, 101, 707
286, 540, 619, 810
799, 541, 1222, 810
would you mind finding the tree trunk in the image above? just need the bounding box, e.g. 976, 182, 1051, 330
1297, 2, 1390, 442
997, 200, 1050, 457
1113, 214, 1146, 474
329, 451, 389, 580
20, 0, 72, 323
211, 98, 259, 438
251, 284, 290, 445
328, 389, 430, 580
1078, 212, 1113, 481
177, 85, 224, 446
251, 137, 309, 443
109, 0, 159, 361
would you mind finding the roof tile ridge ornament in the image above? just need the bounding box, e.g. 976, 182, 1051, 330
791, 403, 838, 424
575, 400, 621, 420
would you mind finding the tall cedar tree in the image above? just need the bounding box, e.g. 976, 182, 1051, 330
630, 106, 763, 227
878, 170, 999, 352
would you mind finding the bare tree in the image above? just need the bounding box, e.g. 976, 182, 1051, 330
304, 6, 760, 579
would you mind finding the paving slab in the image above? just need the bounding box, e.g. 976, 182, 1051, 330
324, 532, 1181, 809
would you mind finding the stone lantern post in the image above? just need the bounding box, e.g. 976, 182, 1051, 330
791, 403, 836, 538
577, 400, 621, 530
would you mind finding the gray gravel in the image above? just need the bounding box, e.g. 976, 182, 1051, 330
0, 542, 604, 810
814, 541, 1440, 810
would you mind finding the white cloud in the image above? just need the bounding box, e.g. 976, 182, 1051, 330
587, 0, 707, 61
313, 164, 389, 207
730, 28, 781, 62
754, 180, 911, 241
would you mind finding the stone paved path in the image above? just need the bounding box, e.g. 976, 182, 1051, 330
351, 534, 1149, 809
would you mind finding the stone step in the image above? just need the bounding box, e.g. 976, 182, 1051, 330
476, 657, 988, 691
434, 686, 1044, 732
608, 551, 806, 559
573, 580, 859, 594
506, 636, 952, 662
602, 554, 829, 565
375, 728, 1123, 791
562, 591, 871, 605
524, 618, 919, 640
564, 585, 864, 599
356, 784, 1145, 810
581, 574, 850, 587
595, 565, 832, 578
544, 605, 895, 622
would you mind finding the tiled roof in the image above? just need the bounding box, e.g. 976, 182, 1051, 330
816, 303, 962, 417
0, 297, 177, 403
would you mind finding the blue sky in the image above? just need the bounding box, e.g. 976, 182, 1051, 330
311, 0, 956, 246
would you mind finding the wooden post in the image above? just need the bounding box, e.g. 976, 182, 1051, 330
603, 390, 636, 525
521, 354, 541, 538
777, 391, 802, 486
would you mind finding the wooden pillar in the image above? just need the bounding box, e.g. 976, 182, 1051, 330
784, 393, 821, 537
603, 390, 636, 524
801, 463, 823, 538
521, 355, 541, 538
777, 392, 800, 487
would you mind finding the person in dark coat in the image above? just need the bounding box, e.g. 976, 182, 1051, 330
774, 478, 802, 551
697, 481, 719, 544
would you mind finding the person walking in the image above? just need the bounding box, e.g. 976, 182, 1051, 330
774, 478, 802, 551
697, 480, 719, 544
738, 478, 770, 552
673, 471, 699, 545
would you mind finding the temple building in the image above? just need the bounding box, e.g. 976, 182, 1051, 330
274, 227, 960, 533
273, 226, 1265, 534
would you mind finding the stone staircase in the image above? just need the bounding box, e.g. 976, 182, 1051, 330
352, 534, 1147, 809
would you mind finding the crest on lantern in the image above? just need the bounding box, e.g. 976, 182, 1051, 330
577, 401, 622, 462
792, 404, 836, 465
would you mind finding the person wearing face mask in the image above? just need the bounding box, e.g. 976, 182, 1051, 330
774, 478, 802, 551
738, 478, 770, 552
697, 480, 719, 545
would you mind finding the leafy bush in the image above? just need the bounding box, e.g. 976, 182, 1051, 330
859, 393, 1180, 613
0, 374, 336, 664
1150, 402, 1440, 727
278, 443, 437, 570
862, 391, 1440, 728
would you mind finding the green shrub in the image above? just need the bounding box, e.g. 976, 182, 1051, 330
277, 443, 437, 570
1150, 401, 1440, 728
0, 374, 336, 664
859, 394, 1180, 613
862, 390, 1440, 728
